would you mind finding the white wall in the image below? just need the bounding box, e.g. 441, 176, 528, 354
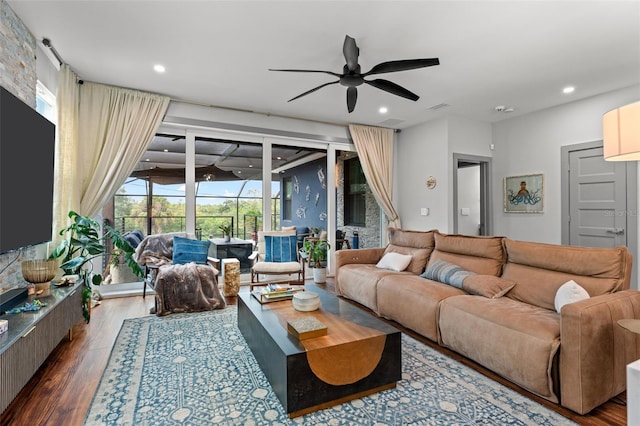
396, 116, 492, 232
397, 118, 449, 231
492, 85, 640, 243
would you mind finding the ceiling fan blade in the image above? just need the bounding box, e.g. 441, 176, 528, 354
364, 58, 440, 76
269, 68, 341, 78
343, 35, 360, 72
288, 80, 339, 102
346, 86, 358, 113
365, 79, 420, 101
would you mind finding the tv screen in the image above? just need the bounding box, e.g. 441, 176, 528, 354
0, 86, 55, 254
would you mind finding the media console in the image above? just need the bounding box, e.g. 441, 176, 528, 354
0, 281, 83, 414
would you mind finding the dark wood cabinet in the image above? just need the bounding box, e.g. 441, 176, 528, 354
0, 282, 83, 414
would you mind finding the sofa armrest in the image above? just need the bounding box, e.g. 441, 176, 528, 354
560, 289, 640, 414
335, 248, 385, 292
335, 247, 385, 269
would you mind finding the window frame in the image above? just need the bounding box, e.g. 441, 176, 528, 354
344, 157, 366, 226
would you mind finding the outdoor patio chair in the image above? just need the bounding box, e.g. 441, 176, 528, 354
249, 230, 305, 285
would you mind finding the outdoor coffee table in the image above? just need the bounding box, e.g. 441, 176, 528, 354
237, 284, 401, 418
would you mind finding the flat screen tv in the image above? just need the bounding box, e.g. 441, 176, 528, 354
0, 86, 55, 255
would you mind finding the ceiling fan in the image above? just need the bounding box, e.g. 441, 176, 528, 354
269, 35, 439, 113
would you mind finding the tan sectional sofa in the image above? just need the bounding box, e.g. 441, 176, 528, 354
335, 228, 640, 414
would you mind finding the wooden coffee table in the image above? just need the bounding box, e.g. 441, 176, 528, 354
237, 284, 401, 418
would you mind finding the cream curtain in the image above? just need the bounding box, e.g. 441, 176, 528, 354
51, 65, 81, 251
78, 82, 169, 215
52, 65, 169, 249
348, 124, 401, 229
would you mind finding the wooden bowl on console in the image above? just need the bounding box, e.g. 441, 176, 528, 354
21, 259, 58, 284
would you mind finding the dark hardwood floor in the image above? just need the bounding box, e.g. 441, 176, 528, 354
0, 279, 627, 425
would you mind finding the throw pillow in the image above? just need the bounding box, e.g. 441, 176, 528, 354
124, 231, 143, 249
376, 252, 413, 272
264, 235, 298, 262
172, 236, 210, 265
422, 259, 475, 289
383, 244, 431, 275
554, 280, 590, 313
462, 275, 516, 298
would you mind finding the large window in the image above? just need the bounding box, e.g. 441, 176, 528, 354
110, 135, 316, 239
344, 157, 366, 226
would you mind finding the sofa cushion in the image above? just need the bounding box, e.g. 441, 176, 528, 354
388, 227, 436, 249
554, 280, 589, 313
384, 244, 431, 275
462, 275, 516, 299
383, 228, 436, 274
427, 232, 505, 276
421, 259, 475, 288
338, 264, 412, 313
502, 239, 628, 310
377, 274, 466, 342
376, 252, 412, 272
439, 295, 561, 401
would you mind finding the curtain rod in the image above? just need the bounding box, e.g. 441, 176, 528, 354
42, 38, 63, 66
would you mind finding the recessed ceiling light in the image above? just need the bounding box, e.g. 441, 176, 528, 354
563, 86, 575, 94
248, 164, 253, 168
145, 158, 150, 161
276, 156, 282, 160
153, 64, 166, 73
163, 149, 168, 152
379, 106, 388, 114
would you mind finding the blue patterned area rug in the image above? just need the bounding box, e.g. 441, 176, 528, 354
84, 307, 575, 425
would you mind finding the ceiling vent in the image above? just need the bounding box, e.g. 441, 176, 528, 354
427, 103, 450, 111
379, 118, 404, 126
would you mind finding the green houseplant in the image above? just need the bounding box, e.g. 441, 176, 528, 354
49, 210, 144, 322
302, 238, 331, 283
218, 223, 232, 242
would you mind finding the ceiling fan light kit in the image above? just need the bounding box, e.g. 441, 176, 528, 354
270, 35, 440, 113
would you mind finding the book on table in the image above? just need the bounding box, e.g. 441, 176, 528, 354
263, 284, 304, 297
287, 316, 328, 340
251, 284, 305, 303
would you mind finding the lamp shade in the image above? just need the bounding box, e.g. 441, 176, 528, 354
603, 101, 640, 161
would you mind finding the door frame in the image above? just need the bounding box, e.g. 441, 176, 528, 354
452, 153, 493, 236
561, 140, 638, 287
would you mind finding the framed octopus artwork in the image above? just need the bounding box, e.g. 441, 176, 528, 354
504, 173, 544, 213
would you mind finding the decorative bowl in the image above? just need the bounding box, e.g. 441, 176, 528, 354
292, 291, 320, 312
21, 259, 58, 284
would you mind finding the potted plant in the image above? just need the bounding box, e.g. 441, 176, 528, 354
302, 238, 331, 283
49, 210, 144, 322
218, 223, 232, 242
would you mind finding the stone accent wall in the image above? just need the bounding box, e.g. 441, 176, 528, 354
336, 152, 380, 248
0, 1, 36, 106
0, 0, 41, 292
